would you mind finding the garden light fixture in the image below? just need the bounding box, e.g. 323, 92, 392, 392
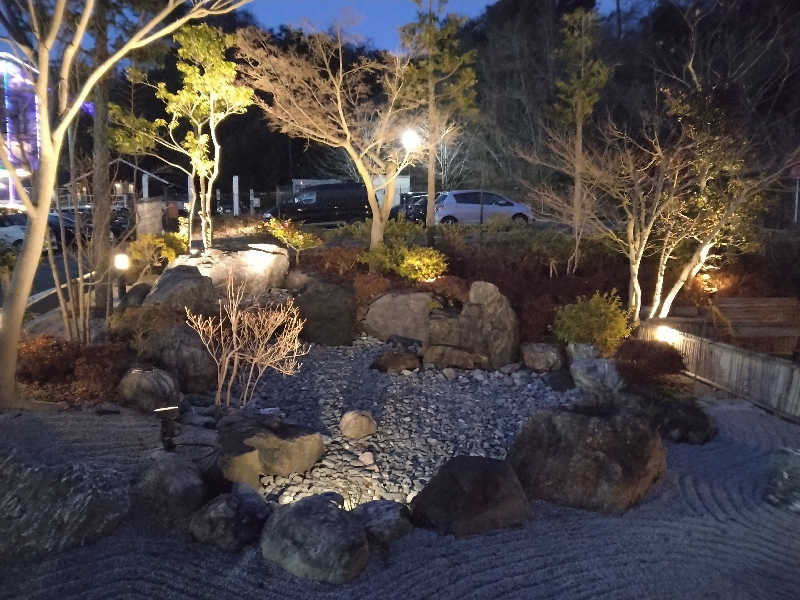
114, 252, 130, 271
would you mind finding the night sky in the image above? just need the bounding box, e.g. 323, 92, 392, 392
246, 0, 618, 51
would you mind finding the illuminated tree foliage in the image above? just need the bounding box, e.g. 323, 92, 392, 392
0, 0, 250, 410
111, 23, 253, 251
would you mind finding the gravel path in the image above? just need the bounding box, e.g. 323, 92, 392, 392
2, 344, 800, 600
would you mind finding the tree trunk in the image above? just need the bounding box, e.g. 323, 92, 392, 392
648, 241, 672, 319
92, 0, 111, 313
369, 186, 386, 250
570, 115, 584, 275
425, 95, 437, 229
0, 158, 58, 409
657, 240, 713, 318
628, 258, 642, 325
187, 174, 197, 253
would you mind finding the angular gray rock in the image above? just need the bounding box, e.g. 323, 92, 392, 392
508, 407, 666, 513
143, 265, 216, 313
371, 350, 421, 375
133, 451, 206, 521
0, 447, 130, 561
117, 367, 180, 413
260, 494, 369, 583
410, 455, 531, 537
426, 282, 519, 370
295, 278, 356, 346
141, 324, 217, 393
218, 416, 324, 487
467, 282, 519, 369
170, 246, 289, 297
423, 344, 481, 370
521, 342, 563, 372
189, 486, 272, 551
363, 292, 433, 344
339, 410, 377, 440
569, 357, 624, 396
116, 281, 151, 310
566, 342, 599, 362
352, 500, 413, 546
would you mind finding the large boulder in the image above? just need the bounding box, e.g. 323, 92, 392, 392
217, 415, 324, 488
351, 500, 413, 546
133, 451, 206, 522
170, 245, 289, 297
766, 448, 800, 512
143, 265, 216, 313
117, 366, 180, 413
295, 278, 356, 345
363, 292, 433, 344
569, 357, 624, 396
141, 324, 217, 393
423, 344, 481, 370
260, 494, 369, 583
116, 281, 151, 310
371, 351, 421, 374
339, 410, 377, 440
0, 447, 130, 561
521, 342, 563, 372
508, 407, 666, 513
426, 282, 519, 370
189, 485, 272, 551
410, 456, 531, 537
467, 282, 519, 368
566, 343, 599, 362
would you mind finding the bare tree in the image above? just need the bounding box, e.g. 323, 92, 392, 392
0, 0, 251, 410
186, 274, 306, 407
236, 28, 422, 250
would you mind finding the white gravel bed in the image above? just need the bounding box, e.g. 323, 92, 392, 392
251, 336, 581, 507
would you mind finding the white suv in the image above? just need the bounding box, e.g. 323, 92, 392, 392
433, 190, 533, 225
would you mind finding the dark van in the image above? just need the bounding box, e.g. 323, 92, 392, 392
263, 182, 369, 224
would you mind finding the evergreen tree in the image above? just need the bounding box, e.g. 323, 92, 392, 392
401, 0, 476, 227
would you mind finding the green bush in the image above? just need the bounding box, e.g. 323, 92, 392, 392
265, 218, 322, 264
615, 339, 686, 384
553, 290, 632, 357
324, 216, 426, 247
357, 243, 448, 282
127, 234, 180, 279
356, 244, 396, 274
394, 246, 448, 281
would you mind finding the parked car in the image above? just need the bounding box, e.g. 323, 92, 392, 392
0, 212, 28, 248
389, 193, 428, 223
263, 182, 369, 224
0, 211, 59, 250
433, 190, 533, 225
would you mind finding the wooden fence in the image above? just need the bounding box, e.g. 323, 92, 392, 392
639, 320, 800, 422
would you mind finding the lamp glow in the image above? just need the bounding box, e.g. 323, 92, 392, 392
401, 129, 421, 152
114, 253, 130, 271
655, 325, 681, 345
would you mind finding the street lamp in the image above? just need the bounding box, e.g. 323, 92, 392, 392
401, 129, 421, 152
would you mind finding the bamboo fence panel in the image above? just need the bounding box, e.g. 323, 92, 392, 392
640, 320, 800, 422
